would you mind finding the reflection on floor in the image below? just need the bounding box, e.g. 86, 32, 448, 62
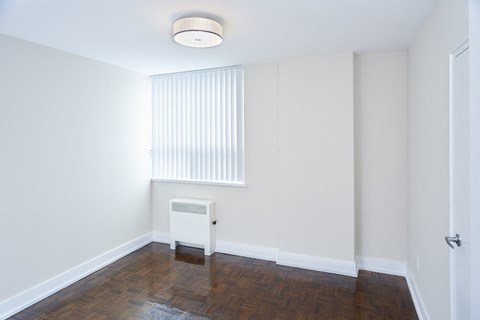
10, 243, 418, 319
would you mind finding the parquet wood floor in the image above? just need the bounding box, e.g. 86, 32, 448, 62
9, 243, 418, 319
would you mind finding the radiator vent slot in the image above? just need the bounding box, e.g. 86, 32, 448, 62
171, 202, 207, 214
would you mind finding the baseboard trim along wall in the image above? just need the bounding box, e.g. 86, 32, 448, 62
2, 233, 416, 320
0, 233, 153, 320
357, 258, 429, 319
355, 256, 406, 276
154, 231, 279, 261
152, 231, 170, 244
216, 241, 279, 261
277, 251, 358, 277
153, 232, 357, 277
156, 235, 423, 316
405, 266, 430, 320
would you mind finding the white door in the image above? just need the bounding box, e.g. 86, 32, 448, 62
448, 41, 470, 320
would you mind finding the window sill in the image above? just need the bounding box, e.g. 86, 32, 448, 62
151, 178, 247, 188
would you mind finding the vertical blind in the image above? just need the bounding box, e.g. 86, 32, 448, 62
152, 66, 244, 184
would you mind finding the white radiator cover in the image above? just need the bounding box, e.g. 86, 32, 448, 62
169, 198, 216, 255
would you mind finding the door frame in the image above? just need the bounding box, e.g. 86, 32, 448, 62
468, 1, 480, 317
449, 39, 469, 320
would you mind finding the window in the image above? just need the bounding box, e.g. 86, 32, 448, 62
152, 66, 245, 185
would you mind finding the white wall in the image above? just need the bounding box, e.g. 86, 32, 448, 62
277, 54, 354, 262
407, 0, 468, 319
0, 34, 152, 302
354, 52, 407, 262
152, 62, 280, 249
0, 32, 409, 313
153, 52, 409, 273
154, 53, 361, 270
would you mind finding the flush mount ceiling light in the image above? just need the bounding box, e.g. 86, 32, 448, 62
173, 17, 223, 48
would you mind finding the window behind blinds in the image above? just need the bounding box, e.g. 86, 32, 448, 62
152, 66, 244, 185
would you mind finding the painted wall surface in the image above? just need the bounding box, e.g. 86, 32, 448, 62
153, 54, 359, 265
407, 0, 468, 319
277, 54, 355, 262
0, 34, 152, 302
152, 62, 280, 249
0, 38, 407, 299
354, 53, 407, 262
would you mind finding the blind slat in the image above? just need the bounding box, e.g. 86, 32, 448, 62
152, 66, 244, 184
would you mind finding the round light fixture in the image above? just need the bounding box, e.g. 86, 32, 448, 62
173, 17, 223, 48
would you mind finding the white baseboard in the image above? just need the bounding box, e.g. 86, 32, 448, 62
277, 251, 357, 277
406, 265, 430, 320
1, 230, 422, 320
356, 256, 406, 276
0, 232, 153, 320
0, 232, 420, 320
152, 231, 170, 244
152, 232, 279, 261
216, 241, 278, 261
153, 232, 356, 277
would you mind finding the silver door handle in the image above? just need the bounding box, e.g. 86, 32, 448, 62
445, 234, 461, 249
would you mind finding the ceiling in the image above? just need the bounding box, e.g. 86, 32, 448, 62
0, 0, 437, 75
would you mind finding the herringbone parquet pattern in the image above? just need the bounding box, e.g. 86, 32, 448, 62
9, 243, 418, 320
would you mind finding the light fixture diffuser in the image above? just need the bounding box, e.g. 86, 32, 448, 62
173, 17, 223, 48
